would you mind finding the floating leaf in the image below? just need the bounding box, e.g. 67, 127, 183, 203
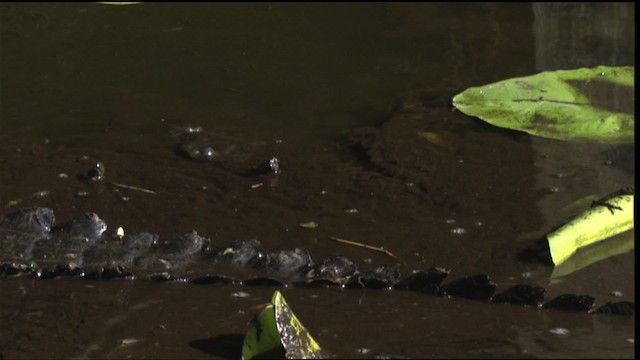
452, 66, 634, 143
550, 229, 634, 282
242, 291, 322, 360
242, 303, 282, 359
546, 193, 634, 266
273, 291, 323, 359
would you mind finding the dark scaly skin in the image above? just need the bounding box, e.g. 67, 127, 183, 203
0, 207, 634, 315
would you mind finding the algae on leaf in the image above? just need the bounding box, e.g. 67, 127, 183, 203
452, 66, 634, 143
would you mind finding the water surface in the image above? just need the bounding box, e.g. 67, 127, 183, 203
0, 3, 634, 359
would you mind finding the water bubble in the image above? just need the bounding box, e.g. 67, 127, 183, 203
201, 147, 217, 161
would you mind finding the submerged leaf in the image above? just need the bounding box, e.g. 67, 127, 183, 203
452, 66, 634, 143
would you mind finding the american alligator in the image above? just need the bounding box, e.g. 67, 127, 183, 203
0, 207, 633, 316
174, 125, 280, 175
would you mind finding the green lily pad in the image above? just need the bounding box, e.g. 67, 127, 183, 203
242, 290, 322, 359
452, 66, 634, 143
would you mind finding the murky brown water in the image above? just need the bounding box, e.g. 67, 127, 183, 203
0, 3, 635, 359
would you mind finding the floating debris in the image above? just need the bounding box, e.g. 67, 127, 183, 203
330, 236, 401, 262
4, 199, 22, 208
549, 327, 570, 336
32, 191, 50, 198
110, 182, 157, 195
232, 291, 252, 298
299, 221, 319, 229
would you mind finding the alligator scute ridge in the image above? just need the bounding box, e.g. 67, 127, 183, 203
0, 207, 634, 316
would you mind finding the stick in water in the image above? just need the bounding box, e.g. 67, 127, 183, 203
110, 182, 157, 194
330, 236, 402, 262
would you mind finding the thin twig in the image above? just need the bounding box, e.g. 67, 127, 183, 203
110, 182, 157, 194
330, 236, 402, 262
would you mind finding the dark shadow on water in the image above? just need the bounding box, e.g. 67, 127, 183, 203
190, 334, 244, 359
517, 237, 554, 266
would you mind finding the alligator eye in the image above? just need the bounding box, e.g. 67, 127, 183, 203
200, 146, 218, 161
253, 157, 281, 174
80, 162, 105, 181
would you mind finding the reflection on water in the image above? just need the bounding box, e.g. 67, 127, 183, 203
533, 2, 635, 71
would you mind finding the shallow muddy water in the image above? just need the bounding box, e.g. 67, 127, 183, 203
0, 3, 635, 359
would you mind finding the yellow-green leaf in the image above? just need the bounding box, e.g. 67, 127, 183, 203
273, 291, 322, 359
452, 66, 634, 143
547, 193, 634, 266
242, 291, 322, 359
550, 229, 634, 282
242, 304, 282, 360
